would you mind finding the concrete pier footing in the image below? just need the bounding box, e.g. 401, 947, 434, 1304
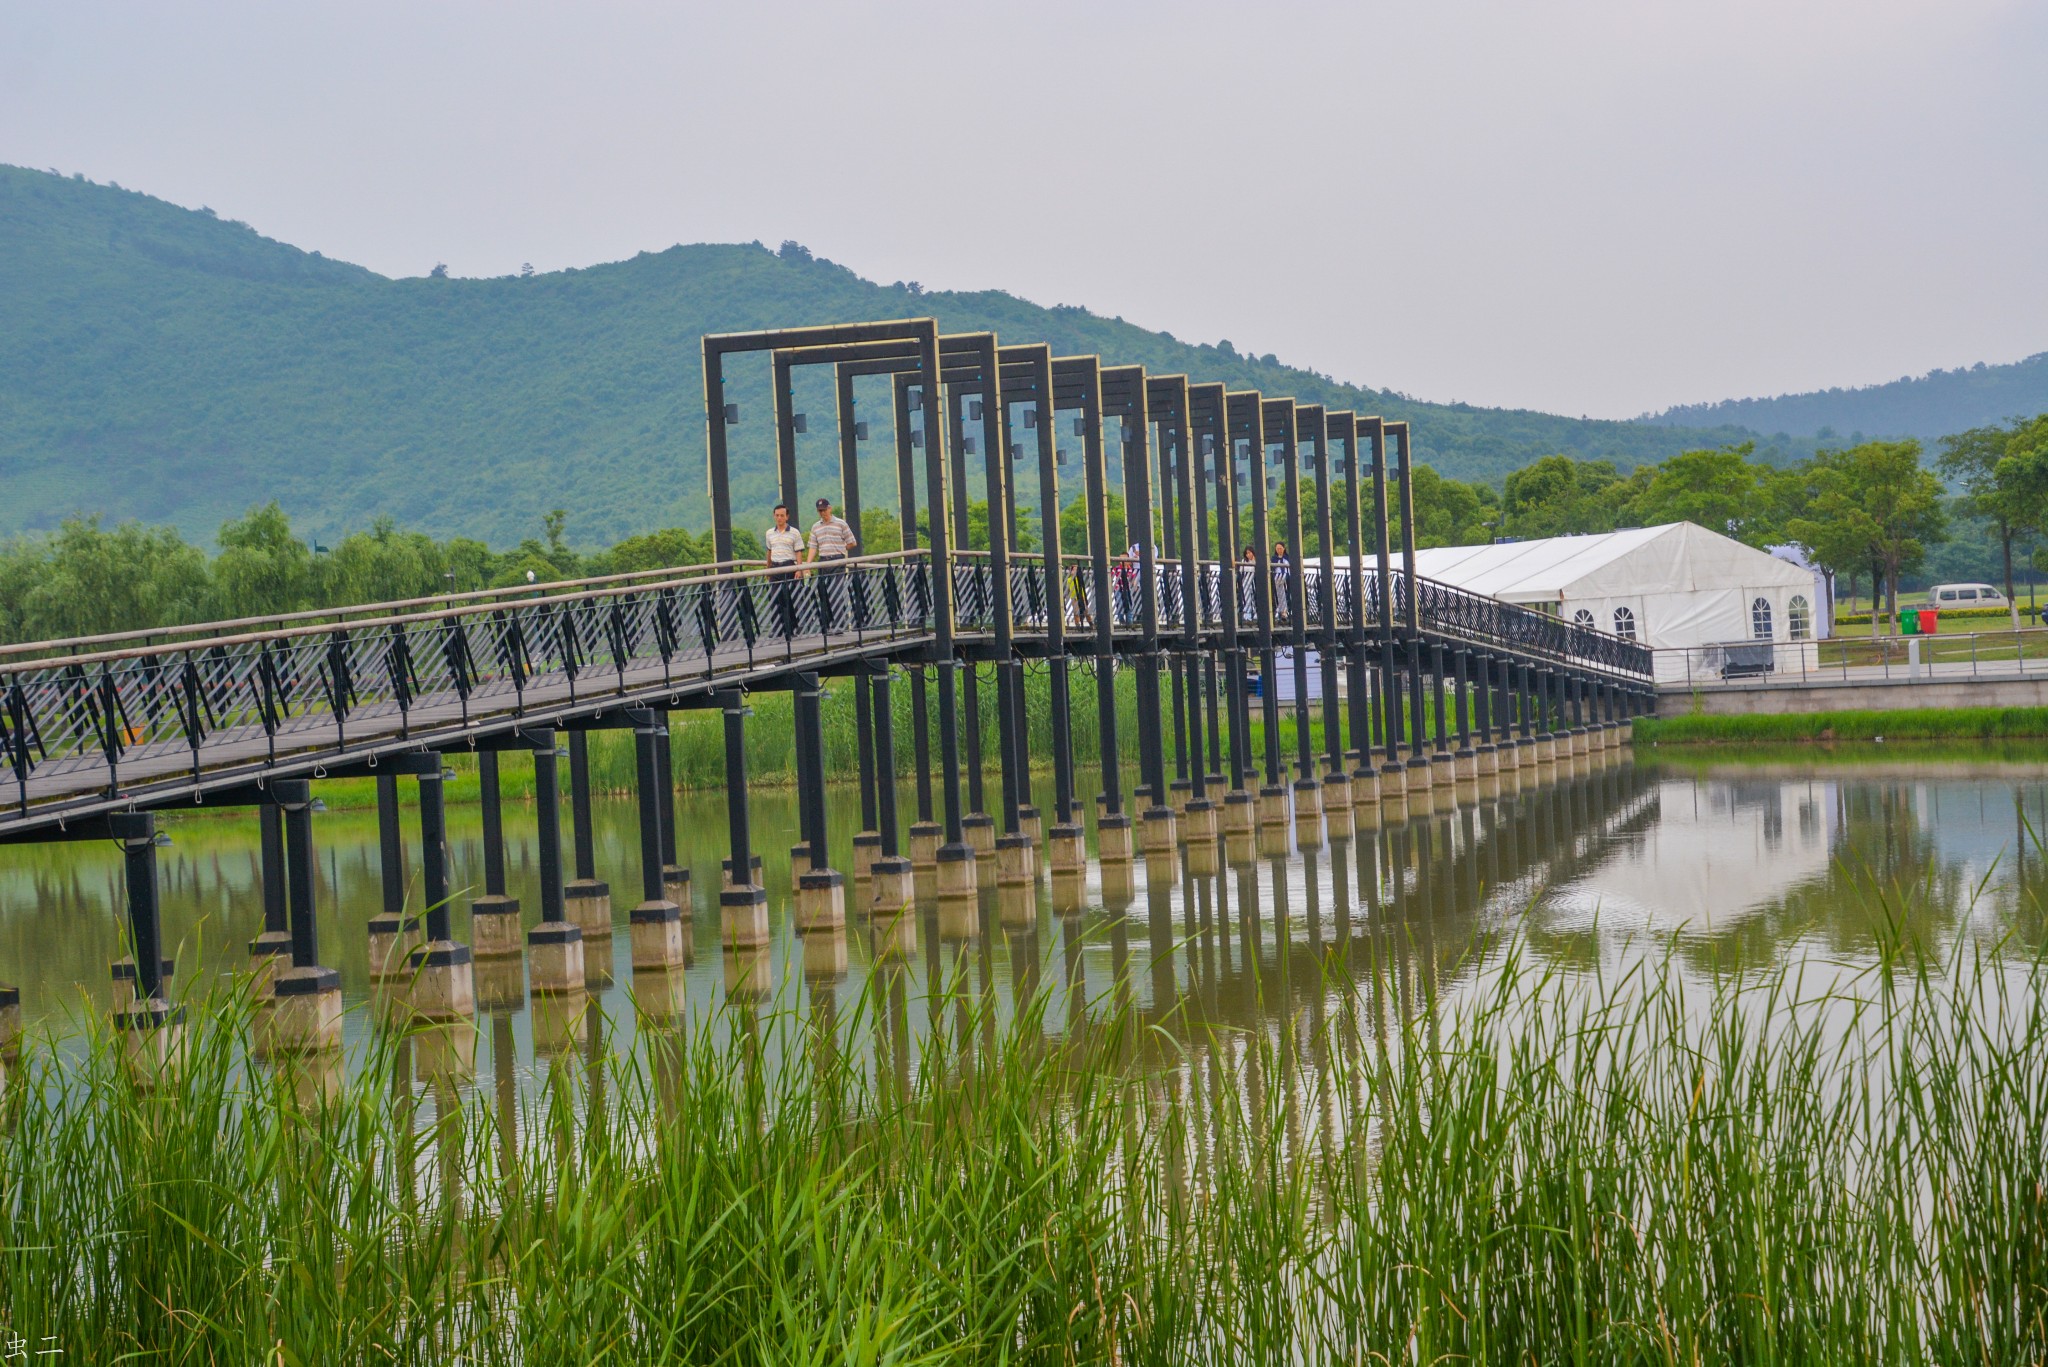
246, 932, 292, 995
1256, 786, 1290, 828
662, 864, 691, 909
1141, 807, 1178, 855
263, 965, 343, 1054
936, 844, 978, 899
1182, 799, 1219, 845
1222, 791, 1255, 834
962, 814, 996, 855
721, 885, 770, 949
629, 900, 688, 968
469, 894, 523, 959
0, 985, 21, 1059
1048, 823, 1087, 872
1098, 814, 1134, 864
1018, 806, 1043, 846
110, 956, 175, 1012
1322, 775, 1353, 814
527, 922, 586, 995
797, 870, 848, 931
995, 834, 1035, 887
850, 832, 883, 881
720, 855, 764, 890
564, 878, 612, 940
406, 941, 476, 1022
114, 998, 186, 1081
908, 822, 942, 869
366, 915, 420, 980
870, 856, 914, 916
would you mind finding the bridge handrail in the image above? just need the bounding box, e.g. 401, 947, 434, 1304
0, 550, 929, 662
0, 550, 932, 677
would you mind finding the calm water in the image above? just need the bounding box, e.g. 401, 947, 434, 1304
3, 754, 2045, 1083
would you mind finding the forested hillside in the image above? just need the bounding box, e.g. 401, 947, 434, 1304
1648, 353, 2048, 443
2, 165, 1767, 548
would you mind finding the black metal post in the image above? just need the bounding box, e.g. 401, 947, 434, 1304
533, 734, 566, 922
417, 759, 454, 943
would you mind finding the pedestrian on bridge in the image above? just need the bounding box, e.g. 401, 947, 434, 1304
808, 496, 859, 632
765, 503, 805, 639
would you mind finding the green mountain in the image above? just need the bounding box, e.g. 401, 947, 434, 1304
3, 164, 1778, 549
1647, 352, 2048, 443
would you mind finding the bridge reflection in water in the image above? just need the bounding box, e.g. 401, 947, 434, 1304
0, 319, 1655, 1074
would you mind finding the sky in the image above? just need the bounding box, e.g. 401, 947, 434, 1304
4, 0, 2045, 419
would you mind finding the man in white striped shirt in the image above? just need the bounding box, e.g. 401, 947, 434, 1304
808, 497, 858, 631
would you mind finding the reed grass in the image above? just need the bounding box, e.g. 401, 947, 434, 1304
4, 908, 2045, 1364
1636, 705, 2048, 745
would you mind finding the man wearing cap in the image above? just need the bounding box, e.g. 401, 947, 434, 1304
807, 497, 858, 632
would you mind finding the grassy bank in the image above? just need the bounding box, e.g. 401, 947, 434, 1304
1635, 705, 2048, 745
3, 930, 2043, 1363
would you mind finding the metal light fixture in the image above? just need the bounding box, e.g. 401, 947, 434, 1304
1010, 442, 1024, 461
1073, 417, 1087, 437
854, 421, 869, 441
962, 436, 977, 455
967, 399, 983, 421
792, 412, 808, 434
911, 430, 924, 448
723, 403, 739, 425
1023, 409, 1038, 429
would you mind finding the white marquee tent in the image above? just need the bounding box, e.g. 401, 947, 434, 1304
1394, 522, 1821, 683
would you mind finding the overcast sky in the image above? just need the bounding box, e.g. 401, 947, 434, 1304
5, 0, 2044, 418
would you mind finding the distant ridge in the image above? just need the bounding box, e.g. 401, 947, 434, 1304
1645, 352, 2048, 443
0, 164, 1831, 546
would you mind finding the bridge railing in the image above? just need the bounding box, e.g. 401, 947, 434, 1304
0, 551, 932, 819
952, 555, 1651, 679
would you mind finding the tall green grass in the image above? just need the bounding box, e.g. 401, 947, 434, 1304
5, 915, 2044, 1363
1636, 705, 2048, 745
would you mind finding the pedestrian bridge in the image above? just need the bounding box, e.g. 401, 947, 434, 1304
0, 317, 1655, 1063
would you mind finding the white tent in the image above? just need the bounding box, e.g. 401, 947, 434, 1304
1392, 522, 1821, 683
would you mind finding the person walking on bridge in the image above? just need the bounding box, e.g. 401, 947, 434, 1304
764, 503, 805, 640
808, 496, 859, 632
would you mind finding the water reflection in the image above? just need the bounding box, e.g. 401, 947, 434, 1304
2, 756, 2046, 1099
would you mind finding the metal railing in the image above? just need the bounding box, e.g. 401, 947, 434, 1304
948, 554, 1654, 678
0, 552, 932, 819
1654, 625, 2048, 689
0, 545, 1660, 825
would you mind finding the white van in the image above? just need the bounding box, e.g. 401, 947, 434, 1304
1927, 583, 2008, 608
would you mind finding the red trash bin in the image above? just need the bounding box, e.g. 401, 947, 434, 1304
1917, 608, 1938, 635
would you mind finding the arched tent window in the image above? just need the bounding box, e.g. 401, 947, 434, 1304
1612, 605, 1637, 641
1788, 595, 1811, 641
1572, 608, 1596, 631
1752, 596, 1775, 640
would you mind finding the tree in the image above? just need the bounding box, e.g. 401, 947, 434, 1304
1624, 443, 1773, 543
213, 502, 314, 617
1939, 416, 2048, 627
1502, 455, 1624, 538
1786, 441, 1946, 636
1409, 465, 1498, 548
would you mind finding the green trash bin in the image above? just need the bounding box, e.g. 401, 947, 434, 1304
1899, 608, 1921, 636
